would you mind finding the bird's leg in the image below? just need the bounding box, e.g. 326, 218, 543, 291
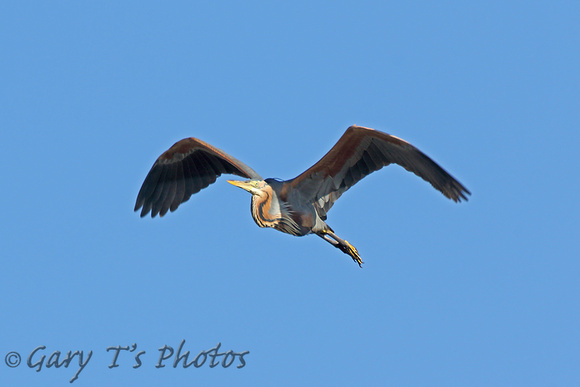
318, 230, 363, 268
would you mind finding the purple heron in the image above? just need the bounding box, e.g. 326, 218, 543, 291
135, 125, 470, 267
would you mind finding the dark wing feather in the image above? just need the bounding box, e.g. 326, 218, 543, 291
135, 137, 262, 217
290, 126, 470, 218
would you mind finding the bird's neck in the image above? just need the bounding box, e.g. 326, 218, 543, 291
250, 186, 277, 228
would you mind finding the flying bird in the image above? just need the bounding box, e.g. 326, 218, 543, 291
135, 125, 470, 267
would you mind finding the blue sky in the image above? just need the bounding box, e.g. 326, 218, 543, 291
1, 1, 578, 386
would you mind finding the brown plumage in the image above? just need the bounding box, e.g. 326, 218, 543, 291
135, 125, 470, 266
134, 137, 261, 218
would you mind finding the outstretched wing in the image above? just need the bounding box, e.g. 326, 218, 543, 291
135, 137, 262, 217
289, 126, 470, 218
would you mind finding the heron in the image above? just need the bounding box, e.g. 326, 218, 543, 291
135, 125, 470, 267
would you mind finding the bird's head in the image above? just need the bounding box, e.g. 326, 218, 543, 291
227, 179, 268, 196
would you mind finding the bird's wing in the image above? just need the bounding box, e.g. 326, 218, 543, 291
135, 137, 262, 217
289, 126, 470, 218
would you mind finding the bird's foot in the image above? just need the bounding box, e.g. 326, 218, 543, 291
341, 240, 363, 268
318, 230, 364, 268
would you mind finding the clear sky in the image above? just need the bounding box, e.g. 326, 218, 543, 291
1, 1, 578, 386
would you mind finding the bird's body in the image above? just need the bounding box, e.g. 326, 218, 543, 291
231, 178, 324, 236
135, 125, 470, 267
243, 179, 315, 236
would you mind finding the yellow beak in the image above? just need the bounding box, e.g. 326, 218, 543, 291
227, 180, 253, 192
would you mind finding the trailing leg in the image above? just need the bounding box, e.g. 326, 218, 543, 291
317, 229, 363, 267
